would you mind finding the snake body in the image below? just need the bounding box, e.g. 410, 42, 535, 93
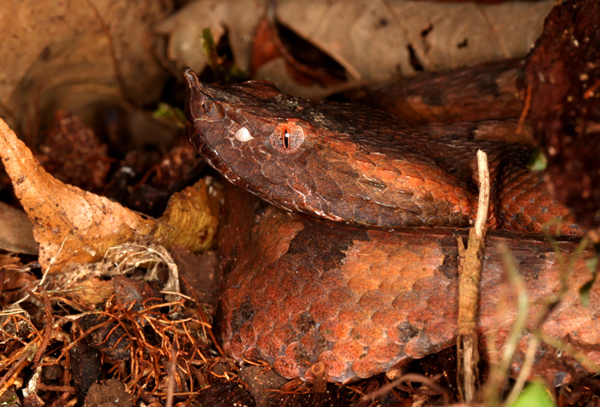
215, 185, 597, 384
182, 69, 588, 382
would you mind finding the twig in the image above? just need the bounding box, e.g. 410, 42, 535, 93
503, 333, 539, 406
0, 351, 31, 396
457, 150, 490, 402
541, 334, 600, 373
32, 288, 55, 365
13, 235, 69, 306
516, 85, 531, 136
165, 345, 177, 407
37, 383, 76, 393
310, 363, 327, 394
583, 78, 600, 99
362, 373, 449, 405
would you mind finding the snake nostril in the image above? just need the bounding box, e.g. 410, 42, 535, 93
201, 102, 211, 113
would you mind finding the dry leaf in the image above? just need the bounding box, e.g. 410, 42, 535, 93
0, 118, 218, 273
0, 0, 172, 134
150, 178, 221, 253
155, 0, 265, 77
63, 277, 114, 307
0, 202, 37, 255
0, 118, 153, 272
158, 0, 553, 98
0, 261, 38, 305
276, 0, 554, 79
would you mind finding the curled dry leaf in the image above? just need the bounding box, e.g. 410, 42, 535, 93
155, 0, 265, 77
62, 277, 114, 307
275, 0, 554, 78
0, 118, 219, 274
150, 178, 221, 253
0, 117, 152, 272
158, 0, 553, 98
0, 0, 172, 133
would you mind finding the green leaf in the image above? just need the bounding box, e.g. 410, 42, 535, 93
153, 103, 186, 128
509, 381, 555, 407
201, 28, 219, 70
528, 148, 548, 171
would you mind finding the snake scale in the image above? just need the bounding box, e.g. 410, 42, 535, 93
183, 69, 595, 383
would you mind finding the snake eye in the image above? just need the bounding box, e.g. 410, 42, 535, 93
270, 123, 304, 153
284, 129, 290, 148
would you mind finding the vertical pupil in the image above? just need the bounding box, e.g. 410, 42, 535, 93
284, 129, 290, 148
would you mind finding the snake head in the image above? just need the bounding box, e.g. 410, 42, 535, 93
183, 68, 349, 221
184, 68, 474, 228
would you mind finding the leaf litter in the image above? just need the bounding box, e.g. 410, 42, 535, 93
0, 117, 224, 404
0, 0, 598, 405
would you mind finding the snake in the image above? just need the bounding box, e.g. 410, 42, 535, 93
183, 69, 579, 236
182, 68, 588, 382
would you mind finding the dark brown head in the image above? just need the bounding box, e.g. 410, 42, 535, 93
183, 68, 358, 222
183, 69, 473, 228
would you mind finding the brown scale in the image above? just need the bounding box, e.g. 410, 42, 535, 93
216, 186, 598, 383
183, 68, 588, 383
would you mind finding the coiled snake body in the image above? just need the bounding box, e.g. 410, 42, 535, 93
183, 69, 592, 383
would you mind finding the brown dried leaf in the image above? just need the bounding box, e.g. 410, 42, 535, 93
64, 277, 114, 307
276, 0, 555, 79
0, 118, 218, 273
0, 118, 153, 272
0, 202, 37, 255
156, 0, 264, 77
0, 256, 37, 304
159, 0, 553, 98
150, 178, 221, 253
0, 0, 172, 134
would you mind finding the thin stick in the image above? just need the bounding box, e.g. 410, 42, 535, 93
473, 151, 491, 238
363, 373, 449, 405
516, 85, 532, 136
457, 150, 490, 402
